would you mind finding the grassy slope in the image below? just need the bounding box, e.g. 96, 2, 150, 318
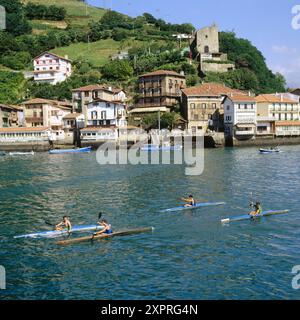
23, 0, 106, 29
51, 39, 121, 67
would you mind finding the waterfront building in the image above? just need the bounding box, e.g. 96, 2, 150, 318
0, 104, 24, 128
22, 99, 72, 140
223, 94, 257, 141
255, 94, 300, 136
80, 126, 118, 142
190, 24, 235, 76
33, 52, 72, 85
0, 127, 51, 143
86, 99, 127, 128
131, 70, 186, 120
182, 82, 248, 133
72, 84, 127, 125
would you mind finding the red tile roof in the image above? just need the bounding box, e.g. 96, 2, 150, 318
0, 126, 49, 133
225, 94, 256, 103
34, 51, 72, 62
255, 94, 298, 104
63, 113, 83, 120
140, 70, 185, 78
275, 121, 300, 126
182, 83, 247, 97
22, 99, 72, 109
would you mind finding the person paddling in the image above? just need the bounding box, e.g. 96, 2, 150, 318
249, 202, 262, 217
55, 216, 72, 231
94, 219, 113, 236
181, 195, 196, 207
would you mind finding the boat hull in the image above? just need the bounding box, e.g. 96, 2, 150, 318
57, 227, 154, 245
259, 149, 280, 154
221, 210, 289, 223
161, 202, 226, 213
49, 147, 92, 154
14, 224, 104, 239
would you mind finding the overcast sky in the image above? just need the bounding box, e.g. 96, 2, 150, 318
87, 0, 300, 88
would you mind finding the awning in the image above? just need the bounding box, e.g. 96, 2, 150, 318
129, 107, 168, 113
235, 123, 255, 128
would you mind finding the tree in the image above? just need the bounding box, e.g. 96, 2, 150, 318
0, 0, 32, 36
101, 60, 133, 81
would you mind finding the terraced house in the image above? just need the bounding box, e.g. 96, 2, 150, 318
181, 83, 247, 132
22, 99, 72, 140
255, 94, 300, 136
0, 104, 24, 128
131, 70, 186, 119
72, 84, 127, 126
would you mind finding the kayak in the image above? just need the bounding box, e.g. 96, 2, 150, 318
57, 227, 154, 245
221, 210, 289, 223
14, 224, 104, 239
259, 148, 280, 154
161, 202, 226, 213
49, 147, 92, 154
9, 151, 34, 156
141, 144, 182, 151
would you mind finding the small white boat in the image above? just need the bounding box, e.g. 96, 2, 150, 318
9, 151, 35, 156
259, 148, 280, 154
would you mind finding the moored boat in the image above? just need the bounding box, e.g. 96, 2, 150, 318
49, 146, 92, 154
141, 144, 183, 151
9, 151, 35, 156
259, 148, 280, 154
0, 151, 6, 156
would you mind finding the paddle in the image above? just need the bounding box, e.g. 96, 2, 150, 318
45, 220, 56, 227
91, 212, 103, 240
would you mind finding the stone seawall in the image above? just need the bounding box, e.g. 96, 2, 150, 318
230, 136, 300, 147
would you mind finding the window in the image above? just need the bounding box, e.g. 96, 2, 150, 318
91, 111, 97, 120
202, 103, 207, 109
204, 45, 209, 53
101, 111, 107, 119
194, 114, 199, 120
212, 103, 217, 109
226, 105, 230, 111
190, 103, 196, 109
84, 91, 89, 97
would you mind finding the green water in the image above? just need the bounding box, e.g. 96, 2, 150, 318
0, 146, 300, 299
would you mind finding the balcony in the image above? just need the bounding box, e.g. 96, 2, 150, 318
26, 117, 43, 123
235, 130, 255, 136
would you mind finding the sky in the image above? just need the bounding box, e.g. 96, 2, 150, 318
87, 0, 300, 88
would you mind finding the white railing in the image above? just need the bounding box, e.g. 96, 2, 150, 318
276, 130, 300, 136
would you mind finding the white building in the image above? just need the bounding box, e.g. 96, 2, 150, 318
0, 127, 51, 143
223, 94, 257, 140
33, 52, 72, 85
86, 99, 127, 127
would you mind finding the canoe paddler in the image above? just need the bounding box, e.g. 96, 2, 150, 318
249, 202, 262, 217
181, 195, 196, 207
55, 216, 72, 231
94, 219, 113, 236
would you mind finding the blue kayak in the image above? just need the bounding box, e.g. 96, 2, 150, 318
221, 210, 289, 223
161, 202, 226, 213
14, 224, 104, 239
141, 144, 182, 151
49, 147, 92, 154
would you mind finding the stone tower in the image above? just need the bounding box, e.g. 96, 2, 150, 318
195, 24, 219, 54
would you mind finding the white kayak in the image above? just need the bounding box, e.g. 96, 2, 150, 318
14, 224, 104, 239
161, 202, 226, 213
221, 210, 289, 223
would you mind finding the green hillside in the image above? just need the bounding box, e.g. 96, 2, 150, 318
51, 39, 121, 67
23, 0, 106, 29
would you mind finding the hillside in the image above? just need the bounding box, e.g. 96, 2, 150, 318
22, 0, 106, 29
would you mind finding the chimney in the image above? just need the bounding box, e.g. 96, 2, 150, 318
65, 55, 69, 60
248, 91, 251, 97
180, 71, 185, 76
